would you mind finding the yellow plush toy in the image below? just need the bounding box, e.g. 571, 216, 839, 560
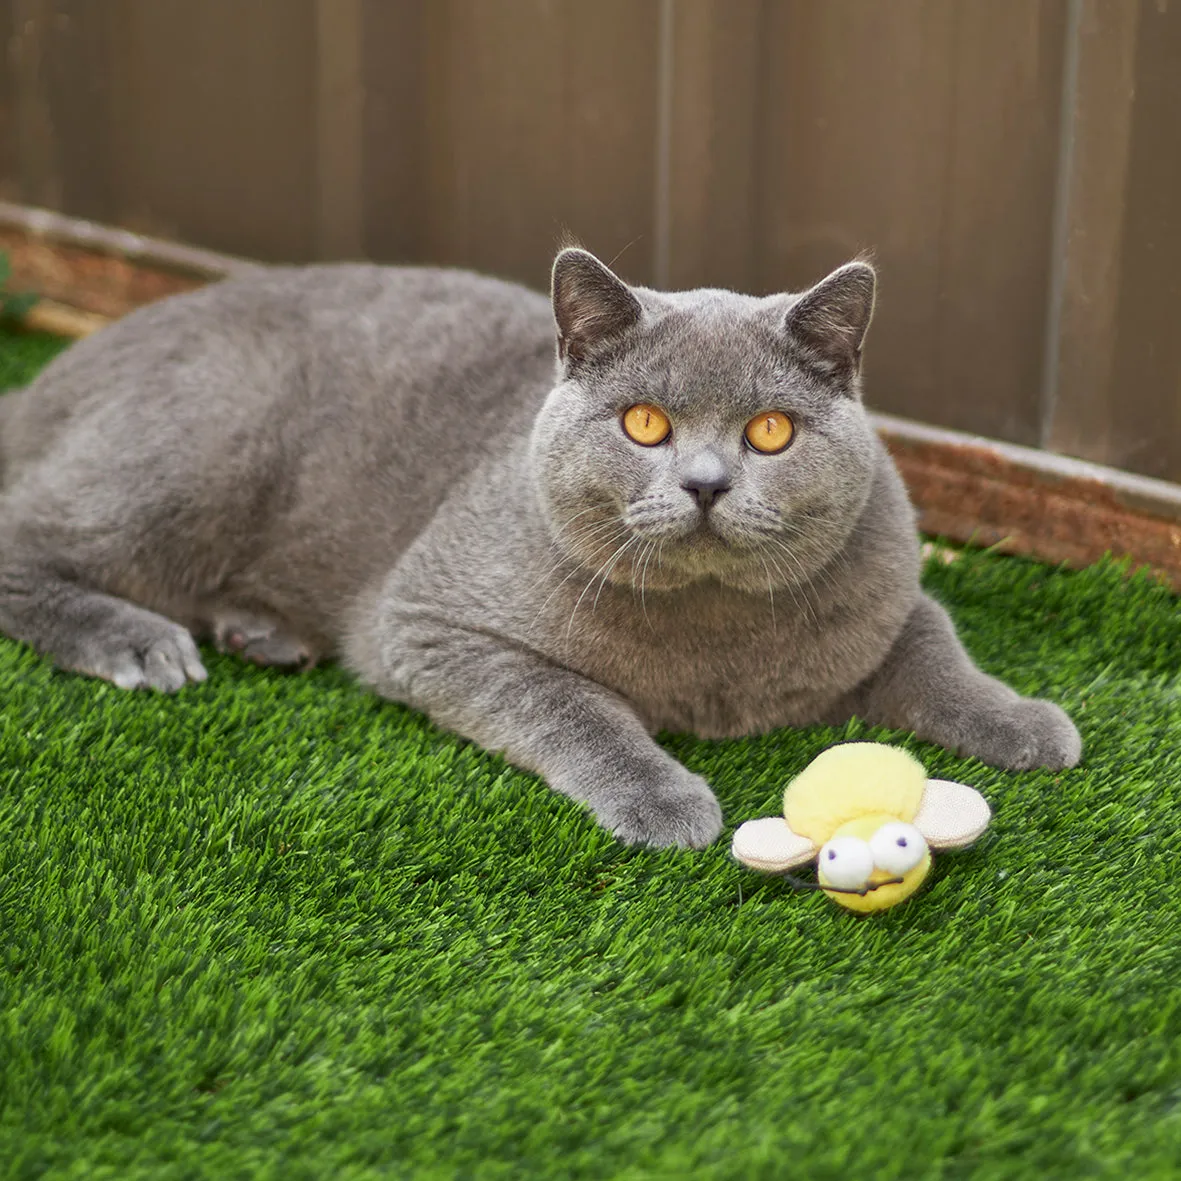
730, 743, 992, 913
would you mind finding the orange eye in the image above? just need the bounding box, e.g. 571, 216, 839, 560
744, 411, 794, 454
622, 403, 672, 446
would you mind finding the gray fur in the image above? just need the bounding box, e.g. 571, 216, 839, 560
0, 250, 1081, 847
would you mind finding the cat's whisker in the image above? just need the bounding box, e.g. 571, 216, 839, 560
638, 539, 658, 630
759, 555, 776, 635
771, 522, 850, 605
524, 531, 625, 617
537, 514, 621, 570
562, 519, 632, 556
625, 538, 648, 597
528, 522, 631, 636
548, 506, 616, 549
565, 534, 639, 653
809, 558, 845, 605
545, 524, 633, 578
547, 515, 627, 560
539, 513, 631, 580
764, 539, 821, 630
624, 539, 645, 600
762, 548, 810, 630
758, 541, 811, 628
548, 518, 634, 573
775, 509, 856, 591
592, 535, 641, 614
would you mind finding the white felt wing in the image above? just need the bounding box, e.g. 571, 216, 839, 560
730, 817, 815, 873
913, 780, 992, 849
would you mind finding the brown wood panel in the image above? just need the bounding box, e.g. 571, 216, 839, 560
1047, 0, 1181, 483
4, 0, 1180, 486
99, 0, 319, 260
663, 0, 767, 294
7, 0, 68, 211
359, 0, 430, 265
933, 1, 1068, 445
1042, 0, 1140, 470
4, 0, 343, 263
32, 2, 119, 224
755, 0, 1067, 446
315, 0, 365, 260
0, 2, 17, 201
754, 1, 954, 337
1090, 0, 1181, 482
364, 0, 661, 289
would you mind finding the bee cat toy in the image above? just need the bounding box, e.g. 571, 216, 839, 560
731, 743, 992, 913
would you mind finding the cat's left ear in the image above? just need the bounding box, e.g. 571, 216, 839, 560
783, 261, 876, 383
551, 248, 642, 366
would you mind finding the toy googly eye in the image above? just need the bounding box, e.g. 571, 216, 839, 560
869, 822, 928, 876
817, 836, 874, 891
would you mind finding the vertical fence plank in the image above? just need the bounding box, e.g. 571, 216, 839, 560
551, 0, 662, 285
413, 0, 570, 281
359, 0, 429, 266
933, 0, 1068, 444
755, 0, 1066, 446
32, 1, 119, 225
362, 0, 661, 288
100, 0, 318, 260
1042, 1, 1139, 469
755, 0, 956, 419
662, 0, 766, 294
1, 2, 22, 201
315, 0, 365, 260
1094, 0, 1181, 482
8, 0, 63, 210
1046, 0, 1181, 482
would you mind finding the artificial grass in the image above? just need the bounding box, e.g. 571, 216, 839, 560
0, 326, 69, 389
2, 329, 1181, 1180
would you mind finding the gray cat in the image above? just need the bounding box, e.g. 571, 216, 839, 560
0, 249, 1080, 847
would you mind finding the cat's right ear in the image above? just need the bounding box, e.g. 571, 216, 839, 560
782, 260, 876, 384
551, 249, 642, 366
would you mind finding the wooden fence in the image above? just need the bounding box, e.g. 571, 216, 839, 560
2, 0, 1179, 481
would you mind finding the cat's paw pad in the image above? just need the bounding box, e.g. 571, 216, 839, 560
214, 614, 315, 670
80, 621, 207, 693
975, 697, 1082, 771
603, 770, 723, 849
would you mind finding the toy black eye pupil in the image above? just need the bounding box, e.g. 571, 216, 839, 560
826, 849, 836, 860
896, 837, 908, 847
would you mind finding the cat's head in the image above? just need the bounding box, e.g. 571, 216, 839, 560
529, 247, 881, 593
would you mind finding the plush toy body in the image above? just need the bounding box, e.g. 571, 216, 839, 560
731, 743, 991, 913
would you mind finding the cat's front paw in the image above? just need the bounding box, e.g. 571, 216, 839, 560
599, 765, 723, 849
962, 696, 1082, 772
75, 613, 208, 692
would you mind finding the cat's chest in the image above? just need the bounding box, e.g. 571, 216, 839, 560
547, 582, 877, 739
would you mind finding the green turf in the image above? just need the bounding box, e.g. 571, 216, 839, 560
2, 332, 1181, 1179
0, 326, 70, 390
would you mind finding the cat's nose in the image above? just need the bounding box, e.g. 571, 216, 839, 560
680, 450, 732, 510
681, 474, 731, 509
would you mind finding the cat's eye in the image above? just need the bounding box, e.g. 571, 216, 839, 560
622, 403, 672, 446
744, 411, 794, 454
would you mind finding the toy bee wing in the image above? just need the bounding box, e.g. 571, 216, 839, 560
731, 776, 991, 872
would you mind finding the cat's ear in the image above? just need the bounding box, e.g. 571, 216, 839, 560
551, 248, 642, 365
783, 261, 876, 382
